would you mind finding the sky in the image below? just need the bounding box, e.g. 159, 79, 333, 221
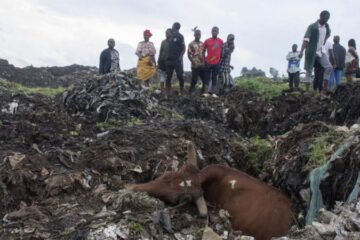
0, 0, 359, 76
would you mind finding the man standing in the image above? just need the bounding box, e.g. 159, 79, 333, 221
329, 35, 346, 89
188, 28, 206, 95
158, 28, 172, 92
166, 22, 185, 97
99, 38, 120, 74
218, 34, 235, 94
286, 44, 301, 91
299, 11, 332, 93
204, 26, 223, 97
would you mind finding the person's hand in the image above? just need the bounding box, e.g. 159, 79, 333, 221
230, 65, 234, 70
298, 52, 303, 58
333, 64, 337, 68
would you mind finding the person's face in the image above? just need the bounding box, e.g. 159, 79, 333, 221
292, 45, 297, 52
194, 31, 201, 41
319, 14, 330, 25
108, 40, 115, 49
211, 28, 219, 38
144, 34, 150, 42
166, 30, 171, 39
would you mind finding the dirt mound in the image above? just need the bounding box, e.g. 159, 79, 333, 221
225, 82, 360, 137
2, 60, 360, 239
260, 122, 360, 226
0, 58, 97, 87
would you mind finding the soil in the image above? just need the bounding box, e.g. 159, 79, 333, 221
1, 62, 360, 239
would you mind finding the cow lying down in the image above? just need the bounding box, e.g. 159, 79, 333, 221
126, 142, 293, 240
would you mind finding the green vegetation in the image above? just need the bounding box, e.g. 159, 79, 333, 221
235, 77, 289, 100
127, 117, 143, 127
236, 136, 273, 176
306, 130, 347, 170
96, 117, 119, 131
129, 222, 143, 236
96, 117, 143, 130
0, 78, 67, 97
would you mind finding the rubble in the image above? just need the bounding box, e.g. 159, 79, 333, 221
0, 58, 97, 87
1, 61, 360, 239
277, 200, 360, 240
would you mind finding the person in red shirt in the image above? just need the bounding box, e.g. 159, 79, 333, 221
203, 26, 223, 97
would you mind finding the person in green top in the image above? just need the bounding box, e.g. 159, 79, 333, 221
299, 11, 332, 92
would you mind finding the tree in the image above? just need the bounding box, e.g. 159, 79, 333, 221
269, 67, 279, 80
241, 67, 265, 78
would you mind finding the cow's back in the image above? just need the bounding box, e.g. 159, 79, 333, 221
200, 165, 292, 240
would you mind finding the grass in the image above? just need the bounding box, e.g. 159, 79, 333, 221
96, 117, 119, 131
236, 136, 273, 175
306, 130, 347, 171
129, 222, 143, 236
0, 78, 67, 97
127, 117, 143, 127
235, 77, 289, 100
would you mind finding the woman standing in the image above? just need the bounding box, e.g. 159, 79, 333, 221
136, 30, 156, 88
345, 39, 359, 83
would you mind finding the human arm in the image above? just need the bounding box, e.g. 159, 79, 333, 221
180, 35, 185, 59
299, 25, 311, 58
329, 49, 336, 68
158, 41, 164, 63
187, 43, 194, 64
135, 42, 142, 59
99, 50, 106, 74
349, 47, 359, 59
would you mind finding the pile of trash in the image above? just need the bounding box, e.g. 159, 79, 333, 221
283, 199, 360, 240
63, 71, 229, 128
261, 122, 360, 227
0, 58, 96, 87
2, 60, 360, 239
63, 72, 164, 125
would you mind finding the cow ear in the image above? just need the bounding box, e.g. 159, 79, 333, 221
186, 141, 198, 168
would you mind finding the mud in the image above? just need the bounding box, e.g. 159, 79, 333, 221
1, 63, 360, 239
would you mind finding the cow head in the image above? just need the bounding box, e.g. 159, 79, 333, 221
126, 141, 208, 217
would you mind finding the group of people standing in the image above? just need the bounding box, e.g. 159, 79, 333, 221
99, 22, 235, 98
286, 10, 359, 94
140, 22, 235, 98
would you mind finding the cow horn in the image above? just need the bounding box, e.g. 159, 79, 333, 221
125, 184, 136, 191
186, 141, 198, 168
195, 196, 208, 217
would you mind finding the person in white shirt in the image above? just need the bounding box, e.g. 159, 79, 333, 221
345, 39, 359, 83
322, 39, 335, 92
286, 44, 301, 91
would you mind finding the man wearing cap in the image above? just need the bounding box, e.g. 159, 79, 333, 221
203, 26, 223, 97
136, 29, 156, 87
299, 10, 332, 93
166, 22, 186, 97
99, 38, 120, 74
218, 34, 235, 94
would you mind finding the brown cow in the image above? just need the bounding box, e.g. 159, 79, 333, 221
126, 142, 293, 240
